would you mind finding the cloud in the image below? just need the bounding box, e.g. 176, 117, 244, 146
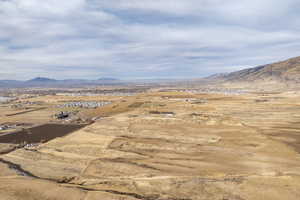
0, 0, 300, 80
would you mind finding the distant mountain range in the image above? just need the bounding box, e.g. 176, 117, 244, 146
1, 56, 300, 89
28, 77, 58, 82
0, 77, 121, 88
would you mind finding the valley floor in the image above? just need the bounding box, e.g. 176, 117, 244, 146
1, 91, 300, 200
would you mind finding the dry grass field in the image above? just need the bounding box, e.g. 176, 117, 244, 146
0, 91, 300, 200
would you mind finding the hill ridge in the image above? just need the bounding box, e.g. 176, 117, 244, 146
211, 56, 300, 83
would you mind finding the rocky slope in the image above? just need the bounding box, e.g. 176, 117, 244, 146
205, 56, 300, 89
228, 56, 300, 82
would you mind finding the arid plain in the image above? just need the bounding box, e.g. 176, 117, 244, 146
1, 90, 300, 200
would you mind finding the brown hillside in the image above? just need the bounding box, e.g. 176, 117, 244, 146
225, 56, 300, 82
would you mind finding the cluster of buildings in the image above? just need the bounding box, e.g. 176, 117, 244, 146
0, 124, 15, 131
158, 88, 247, 95
56, 92, 136, 97
10, 101, 44, 109
55, 111, 70, 119
186, 88, 247, 95
24, 143, 39, 149
57, 101, 111, 109
0, 96, 16, 103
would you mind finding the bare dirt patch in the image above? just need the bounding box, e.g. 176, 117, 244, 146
0, 124, 85, 144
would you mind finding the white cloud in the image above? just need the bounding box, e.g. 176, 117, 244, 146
97, 0, 298, 23
0, 0, 300, 80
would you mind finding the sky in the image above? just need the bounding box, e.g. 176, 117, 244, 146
0, 0, 300, 80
